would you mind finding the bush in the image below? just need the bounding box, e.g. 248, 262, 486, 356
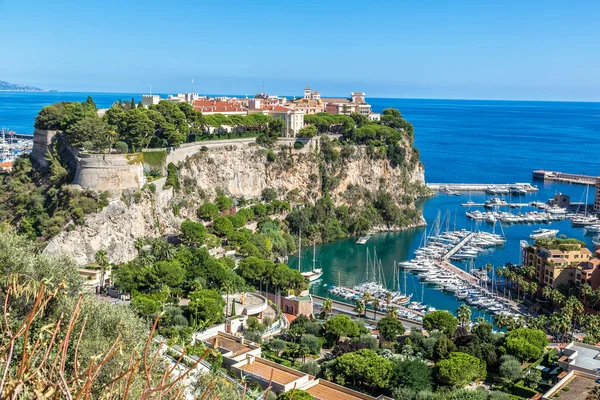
299, 360, 320, 376
180, 220, 206, 245
165, 162, 179, 190
293, 141, 304, 150
114, 141, 128, 153
266, 149, 277, 162
262, 188, 278, 202
300, 334, 322, 355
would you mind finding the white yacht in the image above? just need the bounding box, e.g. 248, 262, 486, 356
529, 229, 559, 240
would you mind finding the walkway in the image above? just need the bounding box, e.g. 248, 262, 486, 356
442, 232, 475, 261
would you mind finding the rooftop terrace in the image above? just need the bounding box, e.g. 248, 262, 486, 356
240, 358, 304, 385
204, 332, 254, 357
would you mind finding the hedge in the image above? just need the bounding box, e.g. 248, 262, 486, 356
142, 150, 168, 170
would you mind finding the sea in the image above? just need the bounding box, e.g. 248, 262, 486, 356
2, 92, 600, 322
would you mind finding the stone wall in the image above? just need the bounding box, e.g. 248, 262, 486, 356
31, 128, 58, 168
73, 153, 145, 192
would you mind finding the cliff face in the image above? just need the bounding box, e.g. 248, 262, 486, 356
45, 141, 427, 265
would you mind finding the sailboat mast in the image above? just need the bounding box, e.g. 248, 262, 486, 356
298, 228, 301, 272
312, 242, 316, 272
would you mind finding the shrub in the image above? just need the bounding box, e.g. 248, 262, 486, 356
197, 202, 219, 220
266, 149, 277, 162
114, 141, 129, 153
293, 141, 304, 150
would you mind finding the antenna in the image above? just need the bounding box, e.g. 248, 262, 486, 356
149, 85, 152, 96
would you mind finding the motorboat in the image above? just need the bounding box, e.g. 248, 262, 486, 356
529, 229, 559, 240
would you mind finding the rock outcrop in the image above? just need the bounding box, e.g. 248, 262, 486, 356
45, 140, 427, 265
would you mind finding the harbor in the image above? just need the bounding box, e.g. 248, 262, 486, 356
295, 180, 599, 329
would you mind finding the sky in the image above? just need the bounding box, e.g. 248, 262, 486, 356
1, 0, 599, 101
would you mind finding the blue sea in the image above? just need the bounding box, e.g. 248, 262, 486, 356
2, 92, 600, 320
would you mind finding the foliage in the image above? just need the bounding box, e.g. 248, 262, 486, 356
325, 349, 394, 390
436, 352, 486, 387
277, 390, 313, 400
212, 216, 234, 236
393, 360, 433, 392
0, 155, 110, 240
197, 202, 219, 220
423, 310, 458, 336
300, 334, 322, 354
236, 256, 307, 291
114, 140, 129, 153
298, 125, 318, 138
498, 355, 522, 385
323, 314, 361, 342
180, 220, 207, 245
188, 289, 226, 327
299, 360, 321, 376
504, 328, 549, 361
164, 162, 180, 190
377, 316, 406, 341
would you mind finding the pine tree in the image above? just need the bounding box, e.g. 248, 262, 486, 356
131, 98, 136, 109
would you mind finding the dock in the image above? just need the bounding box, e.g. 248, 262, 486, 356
461, 202, 530, 207
427, 183, 538, 192
356, 234, 372, 245
533, 170, 598, 186
443, 232, 475, 261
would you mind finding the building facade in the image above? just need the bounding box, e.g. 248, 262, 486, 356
595, 177, 600, 214
523, 241, 593, 288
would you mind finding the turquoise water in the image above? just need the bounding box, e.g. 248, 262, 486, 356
2, 92, 599, 319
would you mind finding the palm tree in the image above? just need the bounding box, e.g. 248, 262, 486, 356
486, 263, 493, 274
456, 304, 472, 328
137, 251, 155, 268
494, 313, 509, 330
387, 306, 399, 319
542, 286, 553, 300
94, 249, 109, 291
528, 315, 548, 331
385, 291, 392, 307
550, 313, 570, 342
322, 298, 333, 318
221, 281, 235, 317
581, 284, 593, 307
372, 298, 380, 320
134, 237, 146, 254
354, 300, 366, 318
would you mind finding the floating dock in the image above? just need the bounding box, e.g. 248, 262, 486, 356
532, 170, 598, 186
356, 234, 372, 245
427, 183, 538, 192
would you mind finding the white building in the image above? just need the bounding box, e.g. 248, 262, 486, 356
141, 95, 161, 108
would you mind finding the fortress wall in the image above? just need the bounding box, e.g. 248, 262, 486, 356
73, 153, 145, 192
31, 129, 58, 168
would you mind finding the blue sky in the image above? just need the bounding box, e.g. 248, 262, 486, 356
1, 0, 599, 100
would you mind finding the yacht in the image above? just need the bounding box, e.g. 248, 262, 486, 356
529, 229, 559, 240
484, 198, 508, 208
584, 225, 600, 234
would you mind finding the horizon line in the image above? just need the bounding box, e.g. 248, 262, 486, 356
2, 90, 600, 104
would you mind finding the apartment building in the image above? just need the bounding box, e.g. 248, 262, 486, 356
523, 240, 593, 288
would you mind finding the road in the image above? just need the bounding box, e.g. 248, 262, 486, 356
312, 295, 423, 330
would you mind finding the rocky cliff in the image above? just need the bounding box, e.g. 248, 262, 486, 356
45, 140, 428, 265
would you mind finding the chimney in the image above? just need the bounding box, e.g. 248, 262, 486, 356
212, 336, 219, 349
247, 354, 255, 365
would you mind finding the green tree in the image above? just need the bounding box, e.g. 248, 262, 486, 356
434, 335, 457, 361
298, 125, 318, 138
327, 349, 394, 390
322, 298, 333, 317
393, 360, 433, 392
456, 304, 472, 328
436, 352, 486, 387
197, 202, 219, 220
423, 310, 458, 336
269, 338, 287, 357
498, 355, 522, 385
215, 195, 233, 211
323, 314, 360, 342
277, 390, 313, 400
505, 328, 549, 361
261, 187, 278, 202
377, 316, 406, 341
212, 216, 234, 236
188, 289, 225, 327
301, 334, 322, 355
180, 220, 207, 245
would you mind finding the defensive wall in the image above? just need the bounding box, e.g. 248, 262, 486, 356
31, 129, 321, 193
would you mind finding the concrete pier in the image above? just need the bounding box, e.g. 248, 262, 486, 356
532, 169, 598, 186
427, 183, 538, 192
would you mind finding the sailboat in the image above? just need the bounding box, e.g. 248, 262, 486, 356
300, 235, 323, 282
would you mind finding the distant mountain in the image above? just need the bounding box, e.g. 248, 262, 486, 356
0, 80, 47, 92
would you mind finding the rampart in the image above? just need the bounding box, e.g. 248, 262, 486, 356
73, 153, 145, 192
32, 128, 321, 193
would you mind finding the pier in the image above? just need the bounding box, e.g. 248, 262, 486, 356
532, 169, 598, 186
443, 232, 475, 261
427, 183, 538, 192
460, 202, 530, 207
